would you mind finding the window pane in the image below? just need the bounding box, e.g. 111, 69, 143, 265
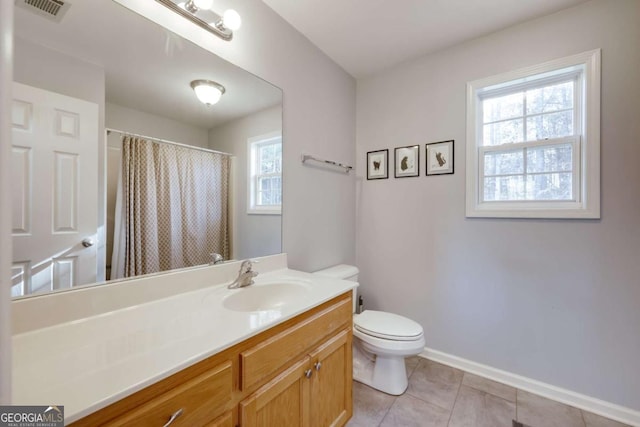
272, 188, 281, 205
483, 119, 524, 146
258, 142, 282, 174
259, 177, 271, 192
525, 173, 573, 200
527, 144, 573, 173
258, 190, 271, 205
275, 143, 282, 173
273, 177, 282, 204
484, 176, 525, 201
526, 110, 573, 141
258, 177, 270, 205
259, 145, 275, 174
526, 81, 574, 115
260, 161, 273, 175
484, 149, 524, 176
483, 92, 523, 123
257, 177, 282, 206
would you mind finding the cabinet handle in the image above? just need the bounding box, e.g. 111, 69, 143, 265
304, 369, 313, 379
314, 362, 322, 371
163, 408, 184, 427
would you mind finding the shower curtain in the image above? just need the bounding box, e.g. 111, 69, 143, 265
111, 136, 230, 279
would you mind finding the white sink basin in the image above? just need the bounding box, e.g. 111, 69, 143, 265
223, 282, 311, 312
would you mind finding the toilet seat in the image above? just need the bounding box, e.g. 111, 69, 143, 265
354, 310, 423, 342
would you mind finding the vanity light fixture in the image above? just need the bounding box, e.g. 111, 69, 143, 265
155, 0, 242, 41
191, 80, 226, 106
185, 0, 213, 12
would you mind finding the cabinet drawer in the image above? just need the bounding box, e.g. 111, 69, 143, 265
241, 297, 351, 390
204, 410, 233, 427
107, 361, 233, 427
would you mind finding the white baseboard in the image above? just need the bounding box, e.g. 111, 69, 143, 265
420, 347, 640, 427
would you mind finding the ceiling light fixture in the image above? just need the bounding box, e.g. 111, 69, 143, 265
155, 0, 241, 41
190, 80, 226, 106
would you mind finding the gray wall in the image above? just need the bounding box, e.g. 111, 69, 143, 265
224, 2, 357, 271
208, 106, 282, 260
13, 37, 105, 106
105, 102, 209, 148
117, 0, 357, 272
356, 0, 640, 410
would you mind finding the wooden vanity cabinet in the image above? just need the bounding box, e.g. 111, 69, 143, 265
69, 292, 352, 427
240, 329, 352, 427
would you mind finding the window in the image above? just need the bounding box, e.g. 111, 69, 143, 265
248, 132, 282, 214
466, 50, 600, 218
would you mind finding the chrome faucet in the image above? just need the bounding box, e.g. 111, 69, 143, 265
209, 253, 224, 265
228, 260, 258, 289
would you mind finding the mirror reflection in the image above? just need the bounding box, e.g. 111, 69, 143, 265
11, 0, 283, 298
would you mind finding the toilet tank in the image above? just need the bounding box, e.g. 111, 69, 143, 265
313, 264, 359, 282
312, 265, 359, 312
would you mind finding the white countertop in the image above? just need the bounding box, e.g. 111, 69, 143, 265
12, 268, 356, 423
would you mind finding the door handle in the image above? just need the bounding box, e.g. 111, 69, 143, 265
81, 238, 94, 248
162, 408, 184, 427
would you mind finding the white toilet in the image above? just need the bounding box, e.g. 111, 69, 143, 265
313, 265, 425, 395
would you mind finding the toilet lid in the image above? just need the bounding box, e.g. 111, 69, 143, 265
354, 310, 423, 341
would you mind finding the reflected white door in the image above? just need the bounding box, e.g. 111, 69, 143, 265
11, 82, 99, 296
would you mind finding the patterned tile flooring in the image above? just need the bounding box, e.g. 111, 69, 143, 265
347, 357, 631, 427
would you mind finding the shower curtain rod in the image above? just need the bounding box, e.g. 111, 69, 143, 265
106, 127, 234, 157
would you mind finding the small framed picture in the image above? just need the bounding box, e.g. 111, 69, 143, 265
394, 145, 420, 178
367, 149, 389, 180
426, 140, 454, 175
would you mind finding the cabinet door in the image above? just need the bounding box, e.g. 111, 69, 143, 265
309, 329, 352, 427
240, 357, 311, 427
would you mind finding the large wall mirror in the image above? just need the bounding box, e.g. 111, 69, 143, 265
11, 0, 283, 298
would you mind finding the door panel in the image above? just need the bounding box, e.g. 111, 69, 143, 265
53, 151, 79, 232
11, 146, 31, 234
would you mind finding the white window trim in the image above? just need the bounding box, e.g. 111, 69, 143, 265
247, 131, 282, 215
465, 49, 601, 219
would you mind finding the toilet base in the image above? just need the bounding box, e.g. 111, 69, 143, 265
352, 340, 410, 395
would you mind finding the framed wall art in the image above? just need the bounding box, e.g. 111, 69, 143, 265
426, 140, 454, 175
394, 145, 419, 178
367, 149, 389, 180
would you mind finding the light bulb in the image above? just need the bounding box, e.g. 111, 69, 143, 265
191, 80, 225, 106
194, 85, 221, 105
222, 9, 242, 31
193, 0, 213, 10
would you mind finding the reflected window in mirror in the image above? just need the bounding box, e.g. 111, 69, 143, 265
248, 132, 282, 215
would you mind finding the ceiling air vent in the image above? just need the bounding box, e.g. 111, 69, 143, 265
15, 0, 71, 23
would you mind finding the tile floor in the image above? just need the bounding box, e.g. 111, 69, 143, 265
347, 357, 631, 427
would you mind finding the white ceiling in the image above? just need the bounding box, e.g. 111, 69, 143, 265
262, 0, 589, 78
14, 0, 282, 130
